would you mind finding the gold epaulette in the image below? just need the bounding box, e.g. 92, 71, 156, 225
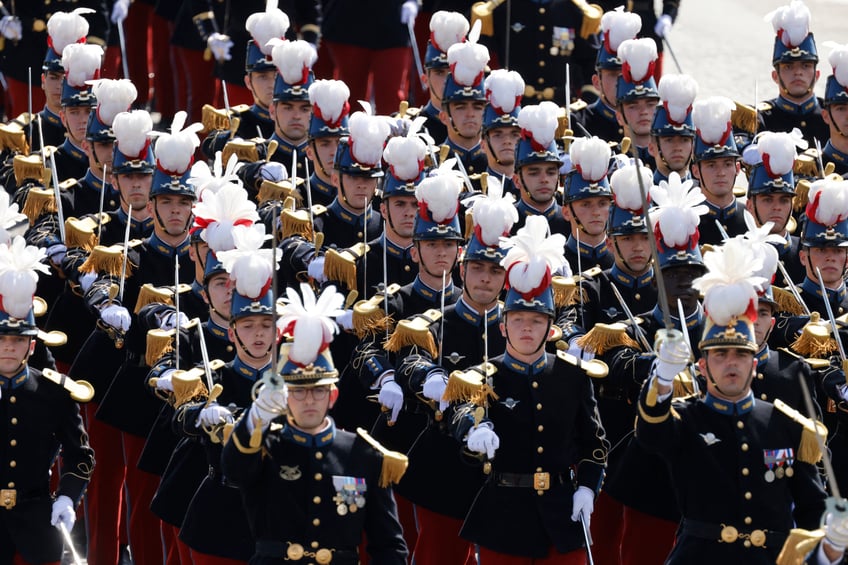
471, 0, 507, 36
672, 368, 698, 399
794, 149, 820, 179
384, 309, 441, 357
356, 428, 409, 487
146, 328, 175, 367
731, 101, 758, 135
21, 186, 57, 224
575, 322, 640, 355
773, 398, 827, 465
773, 286, 805, 316
556, 106, 572, 140
463, 209, 474, 241
555, 349, 609, 378
551, 266, 600, 307
776, 528, 826, 565
758, 101, 774, 112
444, 361, 497, 403
258, 178, 305, 206
65, 214, 109, 250
569, 99, 588, 113
790, 312, 839, 358
134, 283, 175, 314
280, 198, 325, 241
777, 347, 830, 370
12, 154, 44, 186
78, 243, 129, 278
793, 178, 811, 213
201, 103, 250, 134
572, 0, 603, 38
222, 138, 259, 164
40, 368, 94, 403
167, 359, 226, 407
0, 122, 29, 155
324, 242, 368, 291
352, 283, 400, 338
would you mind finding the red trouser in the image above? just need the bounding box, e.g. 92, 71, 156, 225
412, 505, 475, 564
175, 47, 216, 124
12, 555, 59, 565
393, 494, 418, 561
589, 492, 625, 564
189, 549, 247, 565
83, 403, 127, 565
5, 77, 46, 120
478, 546, 587, 564
122, 433, 165, 565
324, 42, 410, 116
620, 506, 678, 565
168, 524, 193, 565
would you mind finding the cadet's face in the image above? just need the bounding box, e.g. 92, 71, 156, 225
271, 100, 312, 143
61, 106, 92, 143
502, 311, 549, 358
695, 157, 738, 199
339, 174, 377, 211
773, 61, 818, 100
661, 265, 701, 314
655, 135, 693, 172
801, 246, 848, 287
753, 303, 775, 346
246, 70, 276, 109
205, 274, 232, 321
229, 315, 275, 360
824, 103, 848, 135
309, 137, 341, 175
287, 385, 338, 434
114, 172, 153, 210
699, 348, 757, 402
412, 239, 458, 275
425, 68, 449, 104
565, 197, 611, 237
381, 196, 417, 238
0, 336, 33, 377
610, 233, 651, 273
444, 100, 486, 138
618, 98, 658, 136
484, 127, 520, 166
42, 71, 64, 108
153, 194, 194, 234
516, 163, 559, 203
462, 260, 506, 306
85, 140, 113, 174
747, 193, 793, 234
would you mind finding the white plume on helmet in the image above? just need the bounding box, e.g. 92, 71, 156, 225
601, 7, 642, 52
61, 43, 102, 88
416, 167, 462, 223
269, 39, 317, 84
308, 80, 350, 126
279, 283, 345, 366
446, 20, 488, 87
113, 110, 153, 159
806, 178, 848, 227
192, 184, 259, 253
650, 172, 708, 248
383, 135, 427, 182
0, 192, 25, 246
741, 211, 785, 283
500, 215, 567, 295
470, 176, 518, 246
756, 131, 798, 177
189, 152, 245, 200
47, 9, 96, 55
484, 69, 524, 114
692, 96, 735, 145
152, 111, 203, 175
430, 11, 469, 52
0, 237, 49, 319
658, 74, 698, 124
610, 163, 653, 211
828, 43, 848, 88
218, 224, 279, 299
766, 0, 811, 48
348, 112, 390, 168
694, 236, 766, 326
570, 136, 612, 182
246, 0, 290, 55
91, 79, 138, 126
517, 102, 559, 149
618, 38, 657, 82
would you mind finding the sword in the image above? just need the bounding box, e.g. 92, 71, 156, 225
575, 227, 586, 330
605, 273, 652, 352
174, 255, 181, 368
304, 156, 315, 245
565, 62, 572, 123
407, 20, 426, 92
97, 164, 107, 243
453, 151, 475, 193
569, 468, 595, 565
117, 20, 130, 80
27, 65, 32, 151
119, 203, 132, 301
662, 37, 684, 74
59, 523, 85, 565
39, 116, 65, 242
815, 267, 847, 363
195, 319, 216, 397
677, 297, 699, 395
815, 138, 826, 178
438, 269, 446, 366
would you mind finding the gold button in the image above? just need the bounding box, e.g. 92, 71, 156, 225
536, 467, 543, 472
757, 373, 763, 379
741, 443, 749, 451
311, 541, 320, 549
538, 61, 546, 67
743, 540, 751, 548
6, 482, 13, 488
634, 293, 641, 300
538, 44, 545, 50
760, 394, 767, 400
539, 26, 545, 31
736, 421, 744, 429
744, 516, 752, 525
537, 425, 544, 432
9, 440, 16, 447
532, 381, 539, 388
357, 232, 363, 238
404, 266, 410, 272
9, 461, 15, 468
313, 496, 321, 504
314, 473, 322, 480
800, 121, 807, 127
315, 452, 323, 460
742, 467, 749, 476
538, 78, 545, 85
539, 7, 546, 13
744, 491, 752, 500
537, 446, 544, 453
10, 418, 16, 425
312, 518, 320, 526
9, 396, 15, 404
226, 345, 234, 352
536, 403, 542, 410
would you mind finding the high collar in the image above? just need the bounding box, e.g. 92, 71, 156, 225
250, 104, 271, 122
801, 276, 847, 306
423, 101, 440, 119
756, 345, 770, 368
412, 276, 456, 303
455, 297, 501, 327
566, 235, 610, 264
610, 264, 653, 289
270, 133, 307, 152
328, 198, 373, 227
772, 232, 794, 257
0, 366, 28, 390
205, 318, 230, 342
310, 172, 335, 199
703, 391, 755, 415
653, 169, 690, 185
83, 169, 113, 193
446, 138, 481, 159
379, 232, 413, 260
61, 137, 87, 163
231, 357, 271, 382
117, 207, 154, 233
704, 198, 739, 222
823, 141, 848, 166
517, 198, 560, 220
775, 95, 820, 116
502, 351, 548, 375
282, 417, 336, 447
652, 302, 703, 332
40, 106, 62, 126
148, 232, 190, 258
590, 99, 617, 122
191, 279, 204, 299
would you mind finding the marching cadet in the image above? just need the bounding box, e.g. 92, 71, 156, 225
821, 44, 848, 176
220, 283, 409, 565
571, 6, 640, 143
649, 74, 697, 184
760, 0, 829, 148
562, 135, 614, 271
634, 235, 835, 564
481, 69, 524, 199
304, 79, 351, 206
512, 102, 569, 235
0, 236, 95, 565
443, 214, 607, 564
614, 38, 660, 170
691, 96, 748, 247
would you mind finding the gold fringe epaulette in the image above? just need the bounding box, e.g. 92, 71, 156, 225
793, 178, 811, 213
0, 122, 29, 154
773, 286, 805, 316
65, 216, 102, 250
324, 242, 368, 291
776, 528, 826, 565
134, 283, 174, 314
794, 150, 820, 179
200, 103, 249, 134
443, 362, 497, 403
384, 309, 440, 357
352, 283, 400, 338
222, 138, 259, 164
146, 328, 175, 367
356, 428, 409, 487
556, 106, 572, 141
773, 398, 827, 465
672, 369, 698, 399
171, 369, 208, 408
12, 154, 42, 186
552, 276, 582, 308
259, 178, 305, 206
463, 209, 474, 241
573, 0, 603, 38
731, 101, 758, 135
21, 187, 56, 224
790, 313, 839, 358
78, 244, 132, 279
574, 322, 639, 355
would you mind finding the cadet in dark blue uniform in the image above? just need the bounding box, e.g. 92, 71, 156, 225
613, 38, 659, 171
821, 50, 848, 176
648, 74, 696, 184
303, 79, 351, 207
480, 69, 523, 200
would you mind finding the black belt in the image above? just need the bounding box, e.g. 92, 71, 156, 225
255, 540, 358, 564
681, 519, 787, 549
493, 471, 568, 490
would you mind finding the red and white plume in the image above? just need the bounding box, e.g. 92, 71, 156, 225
192, 184, 259, 253
416, 166, 462, 223
61, 43, 102, 87
91, 79, 137, 126
0, 191, 25, 245
153, 111, 203, 175
692, 96, 735, 145
309, 80, 350, 129
269, 39, 317, 84
113, 110, 153, 159
485, 69, 524, 114
806, 177, 848, 227
383, 134, 426, 182
470, 176, 518, 246
279, 283, 345, 366
217, 224, 280, 299
517, 101, 559, 149
570, 136, 612, 182
610, 163, 653, 212
349, 112, 390, 168
0, 236, 49, 319
47, 8, 95, 55
650, 172, 708, 248
189, 152, 245, 200
245, 0, 290, 56
829, 43, 848, 88
601, 6, 642, 54
756, 131, 798, 177
618, 38, 657, 83
658, 74, 698, 125
446, 19, 489, 87
430, 10, 469, 53
500, 215, 567, 295
766, 0, 811, 48
742, 211, 785, 283
694, 236, 765, 325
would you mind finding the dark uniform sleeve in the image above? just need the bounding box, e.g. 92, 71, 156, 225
220, 411, 266, 487
55, 388, 96, 504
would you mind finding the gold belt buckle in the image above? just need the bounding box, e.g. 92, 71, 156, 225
0, 489, 16, 510
315, 548, 333, 564
749, 529, 767, 547
533, 472, 550, 491
286, 543, 304, 560
719, 524, 739, 543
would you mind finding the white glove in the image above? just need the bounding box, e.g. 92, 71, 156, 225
839, 384, 848, 403
46, 243, 67, 265
249, 383, 288, 431
0, 16, 22, 41
825, 506, 848, 551
566, 338, 595, 362
654, 14, 672, 38
336, 309, 354, 331
101, 304, 131, 332
197, 403, 234, 427
51, 495, 75, 531
401, 0, 419, 25
207, 33, 234, 62
155, 368, 176, 392
379, 379, 404, 423
423, 370, 448, 411
79, 271, 98, 293
571, 486, 595, 528
159, 310, 189, 330
307, 256, 326, 283
111, 0, 130, 24
259, 161, 287, 183
466, 425, 499, 459
654, 330, 691, 386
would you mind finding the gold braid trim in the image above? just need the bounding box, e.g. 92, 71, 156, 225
575, 322, 639, 355
356, 428, 409, 487
773, 398, 827, 465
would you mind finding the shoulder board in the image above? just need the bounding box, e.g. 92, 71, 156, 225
404, 106, 422, 118
773, 398, 826, 465
569, 99, 588, 113
40, 368, 94, 403
59, 178, 77, 191
572, 0, 602, 38
757, 101, 773, 112
556, 349, 609, 378
311, 204, 327, 216
777, 347, 831, 369
444, 361, 496, 403
385, 309, 441, 356
575, 322, 640, 355
11, 112, 34, 127
129, 238, 144, 248
356, 427, 409, 487
579, 266, 603, 280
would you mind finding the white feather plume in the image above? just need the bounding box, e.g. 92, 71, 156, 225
113, 110, 153, 158
829, 43, 848, 87
692, 96, 735, 145
308, 80, 350, 125
766, 0, 811, 48
742, 211, 785, 282
383, 135, 426, 181
217, 224, 279, 299
0, 236, 49, 319
601, 6, 642, 52
470, 176, 518, 246
0, 191, 25, 245
47, 8, 95, 55
416, 168, 462, 223
807, 178, 848, 226
517, 102, 559, 149
278, 283, 345, 366
189, 152, 244, 199
349, 112, 390, 168
91, 79, 137, 126
618, 38, 657, 82
609, 163, 653, 211
650, 172, 708, 248
756, 131, 797, 176
570, 136, 612, 182
245, 0, 290, 55
500, 215, 566, 293
430, 10, 469, 52
693, 236, 766, 326
269, 39, 317, 84
446, 29, 489, 87
153, 111, 203, 174
658, 74, 698, 124
192, 184, 259, 253
61, 43, 102, 87
484, 69, 524, 113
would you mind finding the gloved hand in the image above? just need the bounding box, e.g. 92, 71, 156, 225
101, 304, 131, 332
79, 271, 98, 293
825, 503, 848, 551
654, 14, 672, 38
379, 379, 404, 423
336, 309, 354, 331
159, 310, 189, 330
423, 370, 448, 410
654, 329, 691, 386
111, 0, 130, 24
0, 16, 22, 41
571, 486, 595, 528
207, 33, 234, 62
197, 403, 234, 427
400, 0, 419, 25
51, 495, 75, 531
259, 161, 286, 183
307, 256, 326, 283
566, 338, 595, 362
46, 244, 67, 265
249, 383, 288, 431
466, 424, 499, 458
154, 369, 176, 393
